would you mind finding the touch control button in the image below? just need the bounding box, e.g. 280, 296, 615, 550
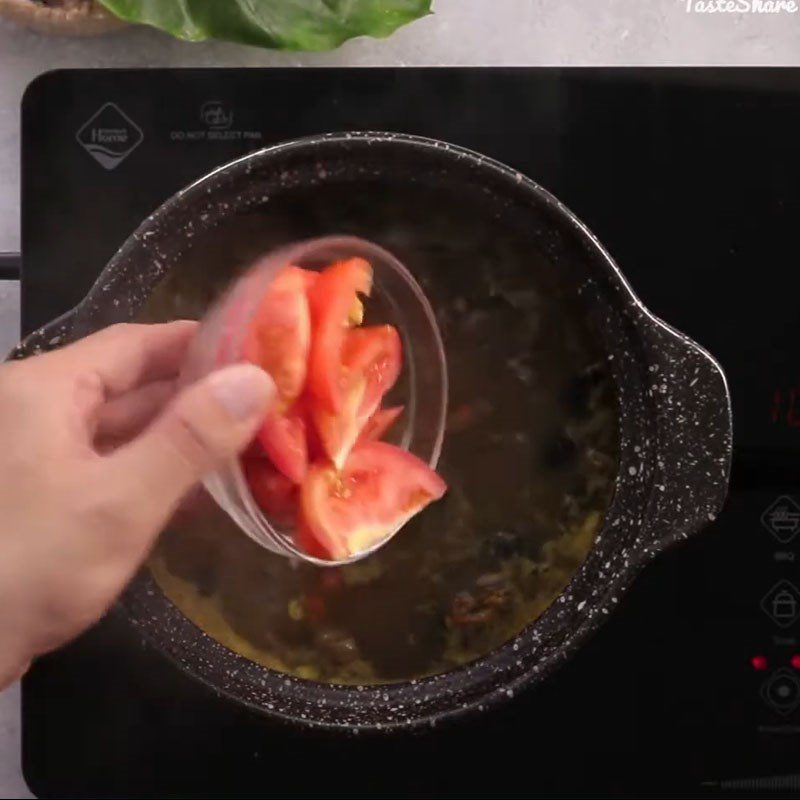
761, 580, 800, 628
761, 496, 800, 544
761, 668, 800, 715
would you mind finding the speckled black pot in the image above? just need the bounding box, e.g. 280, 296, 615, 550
14, 133, 732, 733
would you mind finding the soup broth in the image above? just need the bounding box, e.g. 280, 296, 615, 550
142, 181, 619, 684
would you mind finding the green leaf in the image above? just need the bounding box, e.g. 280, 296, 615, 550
97, 0, 432, 51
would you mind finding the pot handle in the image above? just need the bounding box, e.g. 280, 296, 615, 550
633, 314, 732, 560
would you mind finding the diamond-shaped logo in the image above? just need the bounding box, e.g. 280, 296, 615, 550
75, 102, 143, 170
761, 580, 800, 628
761, 496, 800, 544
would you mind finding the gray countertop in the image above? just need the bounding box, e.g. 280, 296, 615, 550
4, 0, 800, 255
1, 0, 800, 795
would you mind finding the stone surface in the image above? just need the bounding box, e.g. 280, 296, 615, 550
0, 684, 26, 799
2, 0, 800, 252
0, 282, 19, 359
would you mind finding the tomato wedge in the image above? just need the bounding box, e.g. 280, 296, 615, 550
243, 265, 312, 483
307, 258, 373, 414
342, 325, 402, 417
298, 441, 447, 561
299, 269, 318, 294
357, 405, 404, 445
256, 410, 308, 485
243, 265, 311, 405
312, 325, 402, 469
237, 253, 446, 562
294, 517, 332, 561
243, 457, 298, 525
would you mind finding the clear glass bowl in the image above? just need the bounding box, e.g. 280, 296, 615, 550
179, 235, 448, 566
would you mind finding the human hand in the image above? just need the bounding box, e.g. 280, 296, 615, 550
0, 322, 274, 687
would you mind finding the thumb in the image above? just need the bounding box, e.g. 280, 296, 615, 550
111, 363, 274, 529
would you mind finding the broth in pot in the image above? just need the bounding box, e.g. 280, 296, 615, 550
141, 181, 619, 684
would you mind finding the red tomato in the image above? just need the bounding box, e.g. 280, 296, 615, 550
295, 517, 331, 560
298, 393, 326, 463
243, 457, 298, 525
244, 265, 312, 483
310, 385, 366, 471
357, 405, 404, 445
256, 410, 307, 485
343, 326, 402, 415
299, 269, 318, 293
307, 258, 373, 414
312, 325, 402, 469
298, 441, 447, 561
243, 265, 311, 405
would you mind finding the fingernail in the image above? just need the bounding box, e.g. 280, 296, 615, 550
209, 364, 274, 421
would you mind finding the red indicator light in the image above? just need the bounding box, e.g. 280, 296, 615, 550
790, 655, 800, 670
772, 387, 800, 428
790, 389, 800, 429
751, 655, 769, 671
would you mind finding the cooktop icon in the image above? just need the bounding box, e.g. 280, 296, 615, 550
200, 100, 233, 130
761, 496, 800, 543
75, 102, 143, 170
761, 580, 800, 628
761, 668, 800, 715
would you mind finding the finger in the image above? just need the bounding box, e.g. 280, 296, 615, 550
108, 364, 274, 533
56, 321, 197, 398
95, 378, 177, 444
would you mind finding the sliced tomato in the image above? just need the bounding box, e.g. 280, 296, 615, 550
243, 265, 312, 483
295, 517, 331, 560
307, 257, 373, 414
299, 268, 318, 293
243, 265, 311, 407
342, 325, 402, 417
298, 441, 447, 561
357, 405, 404, 445
312, 325, 402, 469
282, 390, 323, 463
243, 457, 298, 525
256, 410, 307, 485
311, 385, 366, 472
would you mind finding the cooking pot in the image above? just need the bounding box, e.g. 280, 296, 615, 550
14, 132, 732, 732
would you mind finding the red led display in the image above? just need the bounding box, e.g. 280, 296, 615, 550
751, 655, 769, 671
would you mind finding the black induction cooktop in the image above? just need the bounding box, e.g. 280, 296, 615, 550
18, 68, 800, 798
